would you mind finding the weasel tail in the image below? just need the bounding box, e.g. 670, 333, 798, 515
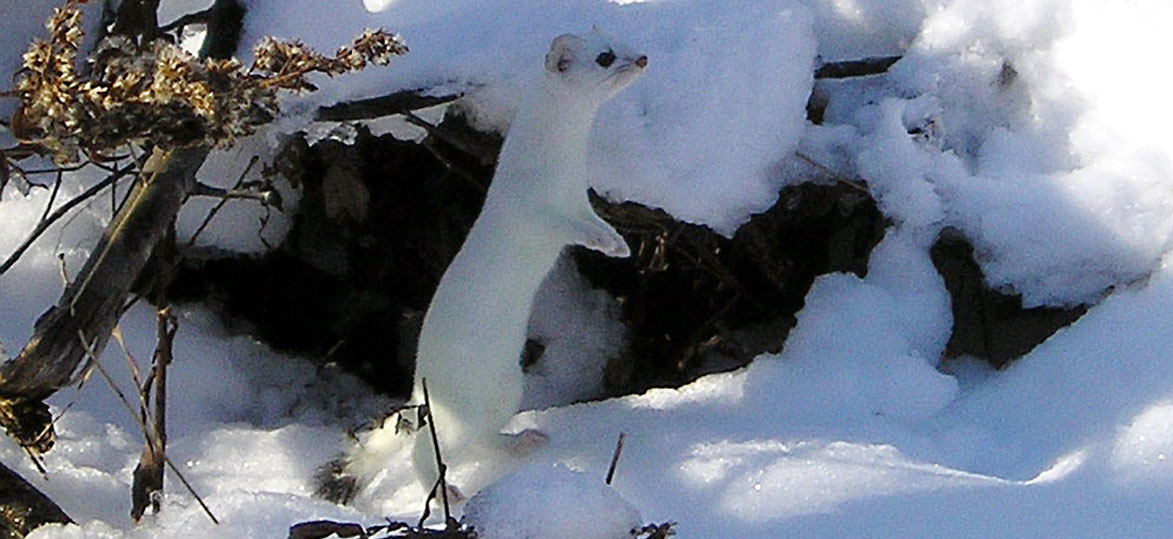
410, 28, 647, 497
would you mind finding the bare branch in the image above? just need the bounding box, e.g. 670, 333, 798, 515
314, 88, 464, 122
131, 307, 176, 522
0, 460, 72, 535
0, 163, 136, 277
78, 326, 219, 525
418, 378, 457, 530
185, 155, 264, 248
403, 111, 497, 166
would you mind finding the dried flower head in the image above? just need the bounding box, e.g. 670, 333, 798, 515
10, 0, 407, 163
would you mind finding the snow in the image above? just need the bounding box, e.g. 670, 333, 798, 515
744, 229, 958, 424
840, 0, 1173, 307
523, 256, 626, 410
2, 0, 1173, 537
241, 0, 818, 235
462, 464, 641, 539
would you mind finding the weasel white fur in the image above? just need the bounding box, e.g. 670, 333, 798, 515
410, 28, 647, 496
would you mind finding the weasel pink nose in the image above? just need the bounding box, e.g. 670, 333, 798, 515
635, 55, 648, 69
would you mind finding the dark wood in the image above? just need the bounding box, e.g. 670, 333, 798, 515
0, 147, 207, 403
315, 89, 464, 122
0, 460, 71, 538
111, 0, 162, 42
931, 228, 1088, 368
131, 308, 177, 521
815, 56, 902, 79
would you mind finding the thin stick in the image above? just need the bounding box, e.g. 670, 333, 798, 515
794, 151, 870, 194
184, 155, 259, 249
132, 308, 175, 521
403, 111, 497, 166
40, 169, 64, 223
110, 325, 152, 427
56, 254, 69, 291
162, 453, 219, 525
76, 329, 219, 525
0, 163, 136, 276
12, 161, 93, 176
418, 378, 454, 527
606, 432, 626, 485
154, 308, 175, 458
79, 330, 150, 436
22, 446, 48, 478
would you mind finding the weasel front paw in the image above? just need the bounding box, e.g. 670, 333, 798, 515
614, 234, 632, 257
574, 218, 631, 258
599, 234, 631, 258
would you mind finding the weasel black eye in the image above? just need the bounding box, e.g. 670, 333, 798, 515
596, 50, 616, 68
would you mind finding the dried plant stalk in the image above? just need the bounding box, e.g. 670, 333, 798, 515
11, 0, 407, 163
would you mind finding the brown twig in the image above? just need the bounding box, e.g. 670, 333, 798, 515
76, 328, 219, 525
403, 111, 498, 166
41, 169, 65, 223
0, 163, 136, 277
419, 138, 486, 193
418, 378, 456, 530
184, 155, 261, 248
606, 432, 626, 485
131, 307, 176, 521
314, 88, 465, 122
794, 151, 870, 194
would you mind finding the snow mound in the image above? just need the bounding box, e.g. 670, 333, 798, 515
814, 0, 1173, 306
463, 464, 641, 539
243, 0, 817, 234
748, 230, 957, 423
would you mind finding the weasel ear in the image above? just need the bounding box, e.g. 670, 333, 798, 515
545, 33, 582, 74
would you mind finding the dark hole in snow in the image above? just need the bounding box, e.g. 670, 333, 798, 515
171, 120, 496, 396
931, 228, 1089, 368
575, 179, 887, 391
170, 107, 1085, 402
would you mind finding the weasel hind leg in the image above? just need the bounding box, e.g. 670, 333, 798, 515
412, 428, 549, 500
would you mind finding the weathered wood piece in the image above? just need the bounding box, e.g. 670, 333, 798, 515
814, 55, 902, 79
315, 89, 465, 122
0, 147, 205, 403
0, 460, 71, 538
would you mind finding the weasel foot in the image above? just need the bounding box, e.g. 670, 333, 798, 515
503, 429, 549, 455
436, 483, 466, 504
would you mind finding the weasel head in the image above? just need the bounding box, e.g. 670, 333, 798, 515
543, 27, 648, 104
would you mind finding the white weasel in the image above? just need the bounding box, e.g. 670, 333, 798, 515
411, 28, 647, 495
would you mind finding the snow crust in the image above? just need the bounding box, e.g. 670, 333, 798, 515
2, 0, 1173, 537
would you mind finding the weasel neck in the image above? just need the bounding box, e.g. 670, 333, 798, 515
492, 85, 602, 202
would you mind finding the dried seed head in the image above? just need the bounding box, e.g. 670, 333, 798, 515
11, 1, 406, 163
